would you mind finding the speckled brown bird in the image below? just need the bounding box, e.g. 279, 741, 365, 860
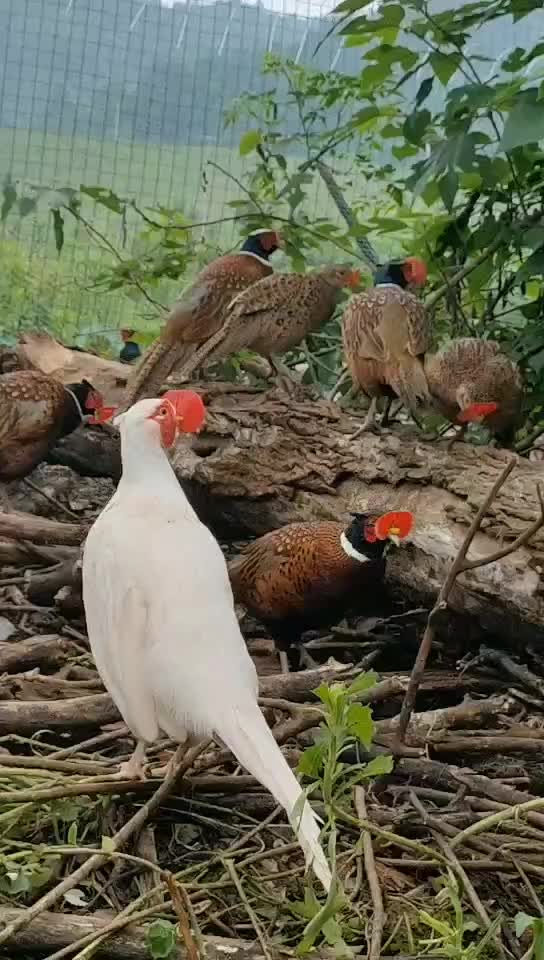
228, 510, 413, 672
0, 370, 97, 481
174, 264, 361, 390
123, 229, 282, 406
424, 337, 524, 446
342, 258, 430, 433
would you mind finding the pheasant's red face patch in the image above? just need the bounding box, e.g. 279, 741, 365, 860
457, 402, 499, 424
374, 511, 414, 541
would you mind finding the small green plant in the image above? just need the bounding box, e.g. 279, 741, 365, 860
297, 671, 393, 809
418, 871, 502, 959
146, 919, 177, 959
515, 912, 544, 960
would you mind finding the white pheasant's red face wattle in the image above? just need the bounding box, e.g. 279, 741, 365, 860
149, 390, 206, 448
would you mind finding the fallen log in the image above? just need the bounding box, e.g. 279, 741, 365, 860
0, 511, 86, 546
0, 908, 337, 960
49, 382, 544, 643
0, 634, 82, 673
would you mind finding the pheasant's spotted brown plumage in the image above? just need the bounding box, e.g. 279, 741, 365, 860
175, 265, 360, 384
0, 370, 96, 481
342, 259, 430, 432
228, 515, 388, 671
123, 230, 281, 405
425, 337, 523, 445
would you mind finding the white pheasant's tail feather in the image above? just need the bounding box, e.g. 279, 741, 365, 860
218, 704, 331, 892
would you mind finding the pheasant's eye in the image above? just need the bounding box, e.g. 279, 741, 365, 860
159, 405, 168, 417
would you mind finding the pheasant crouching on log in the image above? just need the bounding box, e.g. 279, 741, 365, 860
82, 389, 331, 892
174, 264, 361, 393
342, 257, 430, 434
425, 337, 523, 447
123, 228, 282, 406
229, 510, 414, 673
0, 370, 100, 483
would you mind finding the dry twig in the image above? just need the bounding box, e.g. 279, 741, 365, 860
355, 786, 385, 960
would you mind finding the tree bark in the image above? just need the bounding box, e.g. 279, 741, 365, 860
50, 382, 544, 643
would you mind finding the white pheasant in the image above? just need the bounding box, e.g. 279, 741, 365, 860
82, 390, 331, 892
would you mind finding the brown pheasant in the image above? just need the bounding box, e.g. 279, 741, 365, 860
342, 258, 430, 433
0, 370, 99, 482
174, 265, 361, 390
123, 229, 281, 406
228, 510, 413, 672
424, 337, 523, 446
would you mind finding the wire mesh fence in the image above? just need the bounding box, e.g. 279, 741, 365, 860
0, 0, 359, 347
0, 0, 540, 349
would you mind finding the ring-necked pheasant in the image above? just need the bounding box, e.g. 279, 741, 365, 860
228, 510, 414, 672
342, 258, 430, 434
123, 228, 282, 405
0, 370, 100, 484
173, 265, 361, 392
424, 337, 523, 447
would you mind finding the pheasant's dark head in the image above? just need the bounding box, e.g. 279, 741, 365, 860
375, 257, 427, 290
241, 229, 282, 260
345, 510, 414, 560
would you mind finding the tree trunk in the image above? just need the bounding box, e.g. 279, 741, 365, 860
50, 382, 544, 643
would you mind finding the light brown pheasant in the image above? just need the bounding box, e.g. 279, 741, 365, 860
123, 229, 281, 406
228, 510, 413, 671
0, 371, 99, 481
174, 264, 360, 389
342, 258, 430, 433
424, 337, 523, 446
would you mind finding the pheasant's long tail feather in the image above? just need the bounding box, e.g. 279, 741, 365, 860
123, 340, 197, 407
392, 353, 430, 415
176, 323, 231, 382
218, 703, 331, 892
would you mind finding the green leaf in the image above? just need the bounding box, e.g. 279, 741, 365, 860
403, 109, 431, 145
346, 703, 374, 747
146, 919, 177, 960
533, 918, 544, 960
18, 196, 37, 217
361, 754, 394, 778
298, 743, 324, 778
430, 51, 460, 86
347, 670, 377, 697
438, 169, 459, 212
239, 130, 262, 156
500, 100, 544, 152
101, 836, 115, 854
51, 208, 64, 255
67, 822, 78, 845
79, 185, 124, 213
515, 912, 536, 938
1, 180, 17, 221
415, 76, 434, 107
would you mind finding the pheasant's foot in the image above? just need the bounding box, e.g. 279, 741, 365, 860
118, 740, 147, 781
351, 397, 379, 438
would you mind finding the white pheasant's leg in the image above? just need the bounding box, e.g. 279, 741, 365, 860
351, 397, 378, 438
118, 740, 147, 781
